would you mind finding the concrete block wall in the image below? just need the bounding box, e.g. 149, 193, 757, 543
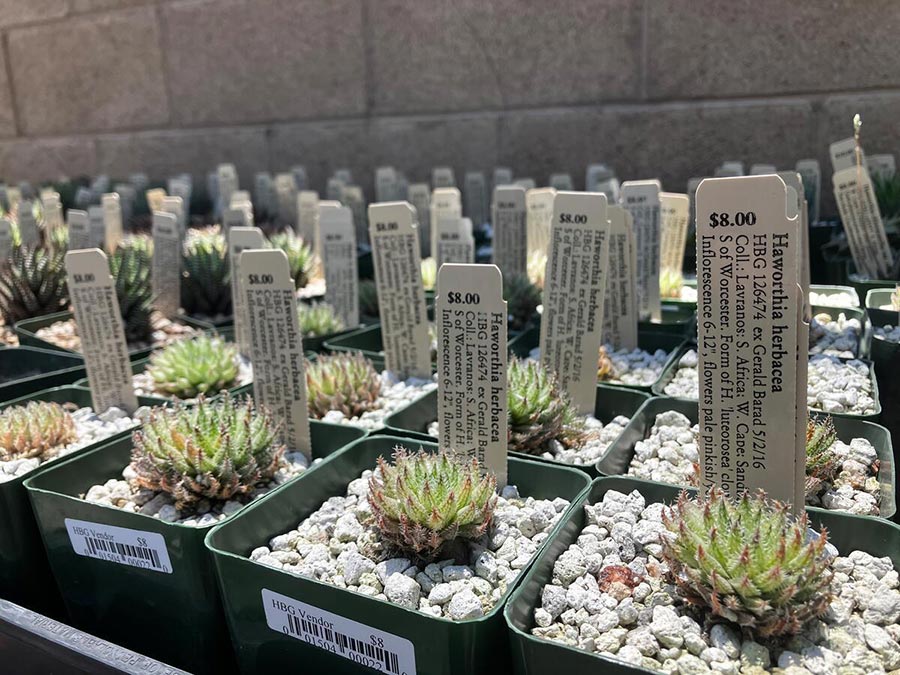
0, 0, 898, 217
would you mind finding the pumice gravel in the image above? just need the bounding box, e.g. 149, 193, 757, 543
529, 346, 671, 388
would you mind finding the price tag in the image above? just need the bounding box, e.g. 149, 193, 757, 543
429, 188, 461, 260
436, 264, 508, 486
435, 216, 475, 270
464, 171, 487, 226
833, 165, 893, 280
368, 202, 431, 378
326, 177, 344, 203
160, 196, 184, 237
241, 249, 312, 458
41, 192, 63, 232
291, 166, 308, 191
526, 188, 555, 257
88, 206, 106, 250
340, 185, 367, 249
868, 153, 896, 180
796, 159, 820, 224
696, 174, 806, 510
320, 206, 360, 328
67, 210, 91, 250
539, 192, 610, 413
228, 226, 266, 356
297, 191, 319, 246
549, 173, 573, 191
145, 188, 166, 215
223, 206, 252, 231
101, 193, 123, 253
17, 200, 39, 247
217, 164, 239, 217
65, 249, 138, 414
830, 137, 862, 173
622, 180, 662, 322
491, 186, 527, 279
166, 178, 191, 229
492, 167, 513, 190
375, 167, 399, 203
0, 218, 11, 260
66, 519, 172, 574
602, 206, 638, 350
407, 183, 431, 258
151, 211, 181, 319
749, 164, 776, 175
432, 166, 456, 189
659, 192, 690, 274
276, 173, 298, 227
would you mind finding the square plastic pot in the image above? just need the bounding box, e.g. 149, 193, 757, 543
0, 346, 86, 404
504, 475, 900, 675
810, 284, 861, 308
638, 303, 696, 339
865, 290, 900, 472
847, 268, 895, 309
596, 397, 895, 519
382, 385, 651, 478
15, 310, 215, 362
204, 435, 591, 675
24, 421, 366, 674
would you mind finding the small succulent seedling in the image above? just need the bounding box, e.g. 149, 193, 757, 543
0, 245, 69, 324
130, 394, 283, 507
0, 401, 76, 460
527, 250, 547, 289
297, 303, 345, 338
662, 488, 833, 639
145, 334, 239, 399
420, 257, 437, 291
181, 227, 231, 319
368, 446, 497, 561
503, 274, 541, 332
268, 230, 313, 291
110, 238, 155, 344
659, 268, 684, 300
597, 346, 616, 382
805, 416, 840, 498
306, 352, 381, 419
507, 358, 585, 454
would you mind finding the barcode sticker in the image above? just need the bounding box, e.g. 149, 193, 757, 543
262, 588, 416, 675
65, 518, 172, 574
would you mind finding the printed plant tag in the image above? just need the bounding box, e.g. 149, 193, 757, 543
67, 210, 91, 250
432, 166, 456, 188
515, 178, 536, 191
659, 192, 690, 274
101, 193, 123, 253
161, 196, 184, 237
0, 218, 11, 260
830, 137, 862, 173
223, 207, 251, 231
436, 216, 475, 270
320, 206, 360, 328
297, 190, 319, 246
539, 192, 611, 414
464, 171, 487, 226
622, 180, 662, 322
65, 249, 138, 414
17, 200, 39, 247
216, 164, 238, 216
603, 206, 638, 350
145, 188, 166, 215
407, 183, 431, 257
326, 177, 344, 203
151, 211, 181, 319
241, 249, 312, 458
429, 188, 462, 260
549, 173, 573, 191
316, 200, 342, 265
595, 178, 621, 204
275, 173, 298, 226
749, 164, 776, 175
695, 174, 805, 510
88, 206, 106, 250
66, 518, 172, 574
585, 164, 613, 192
779, 172, 810, 304
368, 202, 431, 379
796, 159, 821, 224
375, 167, 399, 203
291, 166, 308, 191
493, 167, 513, 189
228, 226, 266, 356
41, 192, 63, 232
491, 186, 527, 279
868, 153, 896, 179
340, 185, 366, 248
833, 165, 893, 280
436, 264, 508, 486
526, 188, 555, 256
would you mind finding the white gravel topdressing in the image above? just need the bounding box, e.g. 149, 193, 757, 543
35, 314, 199, 354
626, 410, 882, 515
318, 370, 437, 431
131, 356, 253, 401
809, 290, 860, 308
664, 351, 878, 416
809, 312, 862, 358
426, 415, 632, 467
529, 346, 672, 387
874, 324, 900, 344
531, 488, 900, 674
1, 406, 143, 482
251, 475, 570, 621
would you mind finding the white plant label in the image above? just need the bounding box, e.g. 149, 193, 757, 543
241, 249, 312, 458
464, 171, 487, 226
833, 165, 893, 280
375, 166, 399, 203
262, 589, 416, 675
334, 169, 353, 185
228, 226, 266, 356
659, 192, 690, 274
275, 173, 298, 226
341, 185, 367, 248
432, 166, 456, 188
585, 164, 612, 192
436, 264, 508, 486
539, 192, 610, 414
436, 217, 474, 269
749, 164, 776, 175
223, 207, 252, 231
595, 178, 621, 205
217, 164, 238, 216
65, 249, 138, 414
320, 205, 360, 328
101, 193, 123, 253
316, 200, 342, 269
292, 166, 308, 191
406, 183, 431, 257
779, 172, 810, 303
368, 202, 431, 379
160, 196, 184, 237
66, 519, 172, 574
696, 174, 806, 510
167, 177, 192, 225
491, 186, 527, 279
67, 210, 91, 251
868, 153, 896, 179
18, 200, 39, 247
41, 192, 63, 232
603, 206, 638, 350
297, 191, 319, 246
830, 137, 862, 173
622, 180, 662, 322
0, 218, 11, 259
796, 159, 821, 224
151, 211, 181, 319
145, 188, 166, 215
493, 167, 513, 189
88, 206, 106, 251
326, 177, 344, 203
429, 188, 461, 260
526, 188, 555, 256
549, 173, 574, 191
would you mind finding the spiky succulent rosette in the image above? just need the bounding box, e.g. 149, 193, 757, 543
297, 302, 345, 338
662, 488, 833, 639
805, 416, 840, 499
0, 245, 69, 324
268, 230, 314, 291
306, 352, 381, 419
181, 228, 231, 319
420, 257, 437, 291
507, 358, 586, 454
0, 401, 76, 460
144, 334, 239, 399
503, 274, 541, 332
358, 279, 380, 319
130, 394, 283, 507
110, 239, 154, 344
368, 446, 497, 561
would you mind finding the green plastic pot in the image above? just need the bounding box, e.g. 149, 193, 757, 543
596, 397, 895, 519
661, 278, 696, 309
509, 326, 686, 394
0, 346, 86, 404
810, 284, 861, 308
24, 421, 365, 674
383, 385, 651, 478
820, 239, 852, 286
15, 310, 214, 362
205, 435, 591, 675
847, 267, 895, 309
809, 220, 840, 283
865, 289, 900, 472
504, 475, 900, 675
638, 303, 696, 339
0, 386, 151, 615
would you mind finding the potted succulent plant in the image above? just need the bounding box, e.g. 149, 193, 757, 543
25, 393, 364, 673
180, 227, 233, 327
505, 476, 900, 675
205, 434, 590, 675
0, 244, 70, 347
296, 301, 357, 354
866, 288, 900, 460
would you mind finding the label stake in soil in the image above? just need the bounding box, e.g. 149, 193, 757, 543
492, 185, 527, 279
695, 174, 807, 510
151, 211, 182, 319
297, 191, 319, 246
228, 226, 266, 357
65, 249, 138, 414
102, 193, 123, 253
526, 188, 555, 257
464, 171, 487, 226
602, 205, 638, 350
622, 180, 662, 322
368, 202, 431, 379
67, 209, 91, 251
320, 205, 360, 328
435, 216, 475, 271
17, 200, 38, 247
436, 263, 508, 486
240, 249, 312, 458
429, 188, 462, 260
539, 192, 611, 414
659, 192, 690, 275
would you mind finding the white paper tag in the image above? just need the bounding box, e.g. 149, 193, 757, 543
749, 164, 776, 176
297, 191, 319, 246
262, 589, 416, 675
223, 206, 252, 231
406, 184, 431, 258
464, 172, 487, 226
602, 206, 638, 350
41, 192, 63, 231
217, 164, 238, 216
65, 249, 138, 413
526, 188, 555, 257
432, 166, 456, 189
717, 161, 745, 177
539, 192, 610, 413
368, 202, 431, 378
375, 167, 399, 203
435, 217, 475, 270
491, 186, 527, 279
67, 209, 91, 251
493, 167, 513, 189
429, 188, 461, 260
340, 185, 367, 249
833, 165, 893, 280
87, 206, 106, 250
275, 173, 298, 226
151, 211, 182, 318
0, 218, 11, 259
549, 174, 574, 191
160, 196, 184, 238
66, 518, 172, 574
622, 180, 662, 322
145, 188, 166, 216
595, 178, 621, 205
167, 177, 192, 226
228, 227, 266, 356
101, 193, 123, 253
779, 172, 810, 304
830, 137, 862, 173
659, 193, 690, 274
796, 160, 820, 224
585, 164, 613, 192
18, 200, 39, 247
320, 206, 360, 328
